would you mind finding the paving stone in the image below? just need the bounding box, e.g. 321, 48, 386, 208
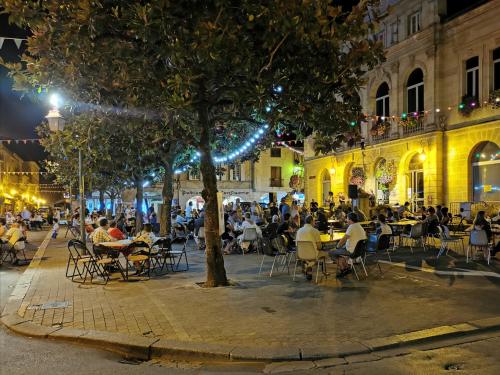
9, 321, 62, 338
151, 339, 233, 360
396, 325, 460, 344
263, 361, 315, 374
468, 316, 500, 330
79, 330, 159, 360
344, 353, 381, 364
230, 347, 301, 361
313, 357, 348, 368
362, 335, 402, 350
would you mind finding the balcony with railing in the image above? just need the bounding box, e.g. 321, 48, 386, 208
270, 178, 284, 187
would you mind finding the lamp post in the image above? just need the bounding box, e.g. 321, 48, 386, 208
46, 106, 86, 245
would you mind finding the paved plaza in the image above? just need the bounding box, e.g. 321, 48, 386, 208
2, 231, 500, 361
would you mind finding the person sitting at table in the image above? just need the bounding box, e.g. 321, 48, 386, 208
175, 210, 186, 225
269, 202, 279, 219
237, 213, 262, 251
263, 215, 280, 240
471, 210, 492, 241
108, 221, 126, 240
0, 218, 7, 238
296, 215, 329, 280
316, 208, 329, 232
397, 202, 413, 219
353, 207, 367, 222
440, 207, 450, 226
425, 206, 440, 235
278, 213, 295, 250
329, 212, 367, 278
375, 214, 392, 236
134, 223, 157, 246
436, 205, 443, 222
90, 218, 113, 244
2, 222, 26, 264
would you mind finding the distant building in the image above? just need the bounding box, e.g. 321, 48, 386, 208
304, 0, 500, 214
0, 144, 41, 214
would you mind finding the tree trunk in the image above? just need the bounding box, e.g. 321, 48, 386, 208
135, 176, 144, 233
98, 190, 105, 212
160, 157, 174, 237
198, 110, 228, 287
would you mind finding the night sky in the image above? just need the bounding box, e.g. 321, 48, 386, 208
0, 13, 46, 163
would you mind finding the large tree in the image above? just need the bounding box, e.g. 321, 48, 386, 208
2, 0, 384, 287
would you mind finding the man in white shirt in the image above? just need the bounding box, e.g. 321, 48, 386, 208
330, 212, 367, 277
3, 223, 26, 264
239, 213, 262, 237
296, 215, 329, 280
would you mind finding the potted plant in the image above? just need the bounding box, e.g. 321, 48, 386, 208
458, 95, 479, 116
349, 167, 366, 186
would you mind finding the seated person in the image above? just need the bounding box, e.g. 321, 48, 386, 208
329, 213, 367, 278
375, 214, 392, 236
0, 218, 7, 239
108, 221, 126, 240
3, 223, 26, 264
425, 206, 440, 235
397, 202, 413, 219
353, 207, 367, 222
263, 215, 279, 240
277, 213, 294, 249
471, 211, 492, 241
296, 215, 329, 280
440, 207, 450, 226
237, 213, 262, 251
90, 218, 112, 244
134, 223, 157, 246
315, 208, 329, 232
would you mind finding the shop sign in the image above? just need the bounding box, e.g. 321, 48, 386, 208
181, 190, 252, 197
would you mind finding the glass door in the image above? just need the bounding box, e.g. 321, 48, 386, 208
408, 170, 424, 211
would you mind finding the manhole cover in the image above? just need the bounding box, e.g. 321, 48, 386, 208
28, 301, 70, 310
444, 363, 464, 371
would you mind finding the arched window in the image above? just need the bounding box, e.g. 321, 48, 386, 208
471, 142, 500, 202
375, 82, 390, 117
407, 69, 424, 113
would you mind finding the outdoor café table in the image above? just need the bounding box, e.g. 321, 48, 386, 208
388, 220, 420, 227
327, 219, 340, 223
98, 240, 134, 280
320, 232, 345, 250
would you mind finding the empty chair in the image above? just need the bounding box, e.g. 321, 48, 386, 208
259, 235, 290, 277
293, 240, 327, 284
400, 223, 425, 253
168, 238, 189, 271
66, 240, 109, 284
467, 230, 491, 264
436, 225, 465, 258
2, 236, 28, 265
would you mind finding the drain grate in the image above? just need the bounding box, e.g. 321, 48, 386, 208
27, 301, 70, 310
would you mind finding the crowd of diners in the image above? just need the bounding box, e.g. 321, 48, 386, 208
168, 196, 500, 280
2, 197, 498, 276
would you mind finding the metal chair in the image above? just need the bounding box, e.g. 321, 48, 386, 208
168, 237, 189, 271
67, 240, 109, 284
2, 237, 28, 265
293, 240, 327, 283
239, 227, 259, 255
467, 230, 491, 264
400, 223, 425, 253
259, 235, 290, 277
436, 225, 465, 258
339, 239, 368, 280
150, 238, 173, 274
126, 241, 152, 278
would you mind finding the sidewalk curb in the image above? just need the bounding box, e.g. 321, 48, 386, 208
2, 235, 500, 362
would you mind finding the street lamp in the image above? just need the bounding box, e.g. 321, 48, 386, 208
46, 104, 86, 245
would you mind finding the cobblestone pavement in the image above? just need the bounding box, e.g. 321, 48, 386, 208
10, 235, 500, 349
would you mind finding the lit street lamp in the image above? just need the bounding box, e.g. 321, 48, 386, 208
46, 96, 86, 245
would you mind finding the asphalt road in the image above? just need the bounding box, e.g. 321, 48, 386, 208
1, 230, 499, 374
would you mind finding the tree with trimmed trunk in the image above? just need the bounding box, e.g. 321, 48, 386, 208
3, 0, 384, 287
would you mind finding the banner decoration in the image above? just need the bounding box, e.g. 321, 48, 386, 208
0, 36, 27, 50
0, 138, 41, 144
0, 171, 51, 175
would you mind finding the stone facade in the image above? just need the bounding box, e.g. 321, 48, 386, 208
304, 0, 500, 210
0, 144, 40, 213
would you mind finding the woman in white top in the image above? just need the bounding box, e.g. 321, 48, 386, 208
376, 214, 392, 236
